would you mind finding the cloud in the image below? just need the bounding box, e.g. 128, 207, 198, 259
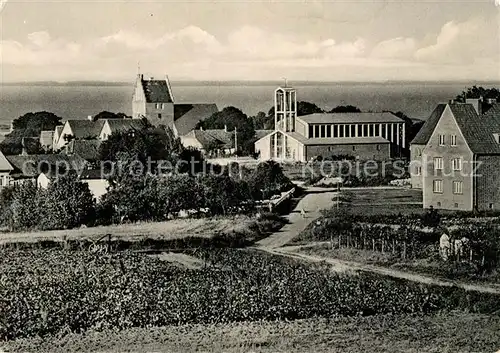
0, 19, 498, 81
415, 18, 494, 64
371, 37, 416, 59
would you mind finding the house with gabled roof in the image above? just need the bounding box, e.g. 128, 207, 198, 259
54, 119, 106, 150
132, 73, 218, 136
99, 119, 147, 141
410, 101, 500, 211
61, 139, 102, 163
181, 126, 236, 156
254, 86, 405, 162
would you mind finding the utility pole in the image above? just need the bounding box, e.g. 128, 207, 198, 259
234, 127, 238, 158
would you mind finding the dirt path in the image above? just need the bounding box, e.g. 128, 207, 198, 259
256, 186, 500, 295
256, 187, 339, 248
150, 252, 204, 269
265, 247, 500, 294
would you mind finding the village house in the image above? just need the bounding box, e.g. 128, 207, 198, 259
132, 74, 218, 135
54, 118, 106, 150
254, 86, 406, 162
410, 98, 500, 211
180, 126, 236, 156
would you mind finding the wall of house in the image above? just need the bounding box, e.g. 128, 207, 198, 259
422, 105, 473, 211
180, 134, 204, 151
99, 122, 112, 141
56, 123, 73, 150
475, 155, 500, 211
145, 103, 175, 127
0, 172, 11, 188
37, 173, 50, 189
83, 179, 109, 200
132, 79, 147, 119
255, 134, 272, 160
295, 119, 307, 137
305, 143, 390, 161
410, 144, 425, 189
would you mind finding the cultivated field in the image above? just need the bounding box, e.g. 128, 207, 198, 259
0, 216, 255, 245
342, 187, 423, 216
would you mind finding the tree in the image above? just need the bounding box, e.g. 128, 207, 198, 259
455, 86, 500, 102
247, 161, 293, 200
9, 182, 41, 230
329, 105, 361, 113
1, 111, 63, 155
93, 111, 132, 120
99, 123, 182, 173
39, 172, 96, 230
198, 107, 255, 155
251, 111, 273, 130
267, 101, 324, 119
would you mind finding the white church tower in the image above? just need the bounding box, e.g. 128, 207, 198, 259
273, 82, 297, 160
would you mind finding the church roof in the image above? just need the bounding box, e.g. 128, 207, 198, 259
298, 112, 404, 124
141, 79, 173, 103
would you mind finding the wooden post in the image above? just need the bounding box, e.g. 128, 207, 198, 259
372, 238, 375, 251
393, 239, 396, 254
338, 235, 341, 249
381, 240, 385, 253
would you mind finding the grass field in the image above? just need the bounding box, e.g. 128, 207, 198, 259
0, 216, 256, 245
342, 187, 423, 216
4, 312, 500, 353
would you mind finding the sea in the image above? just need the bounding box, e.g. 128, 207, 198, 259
1, 81, 499, 126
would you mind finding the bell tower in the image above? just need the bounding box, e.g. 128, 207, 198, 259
274, 81, 297, 132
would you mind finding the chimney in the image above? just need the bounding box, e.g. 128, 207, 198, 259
200, 126, 203, 131
224, 125, 227, 132
21, 137, 28, 156
87, 115, 93, 121
466, 98, 482, 115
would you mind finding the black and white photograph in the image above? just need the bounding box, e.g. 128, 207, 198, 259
0, 0, 500, 352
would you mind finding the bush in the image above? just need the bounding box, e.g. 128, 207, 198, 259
38, 173, 96, 230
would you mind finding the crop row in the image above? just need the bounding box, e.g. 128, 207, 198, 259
1, 248, 499, 340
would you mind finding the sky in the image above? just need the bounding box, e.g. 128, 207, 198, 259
0, 0, 499, 82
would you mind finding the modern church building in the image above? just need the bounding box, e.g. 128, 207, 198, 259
254, 86, 406, 162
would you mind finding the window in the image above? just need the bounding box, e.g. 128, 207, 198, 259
451, 135, 457, 146
352, 146, 356, 151
489, 203, 494, 210
439, 134, 446, 146
433, 180, 443, 193
369, 124, 374, 137
452, 158, 462, 171
345, 125, 350, 137
415, 148, 422, 157
326, 125, 332, 138
376, 144, 381, 151
437, 202, 441, 207
433, 157, 443, 170
351, 125, 356, 137
339, 125, 345, 138
158, 113, 162, 119
454, 203, 459, 208
358, 125, 363, 137
415, 166, 422, 176
320, 125, 326, 138
333, 125, 338, 138
453, 181, 463, 194
309, 125, 314, 138
363, 125, 368, 137
314, 125, 320, 138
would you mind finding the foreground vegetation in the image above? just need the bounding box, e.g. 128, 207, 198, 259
4, 312, 500, 353
1, 248, 499, 342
